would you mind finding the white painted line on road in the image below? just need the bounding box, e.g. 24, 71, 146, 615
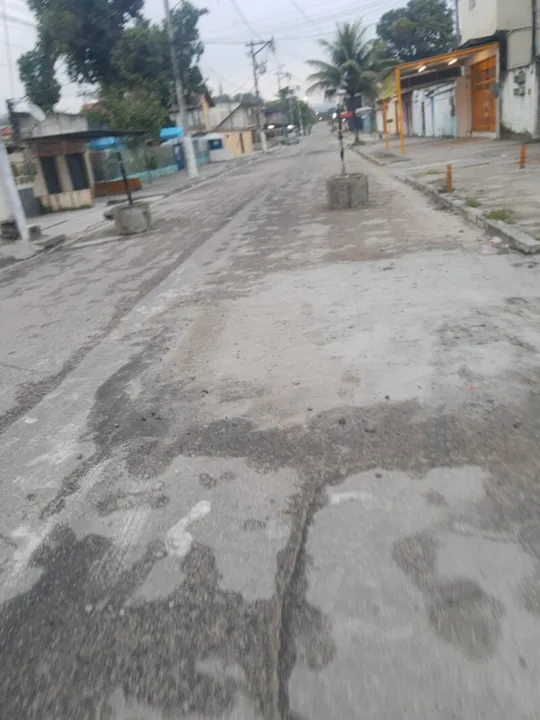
166, 500, 211, 558
329, 491, 389, 511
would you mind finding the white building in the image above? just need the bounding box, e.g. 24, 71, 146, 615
458, 0, 539, 136
411, 83, 457, 138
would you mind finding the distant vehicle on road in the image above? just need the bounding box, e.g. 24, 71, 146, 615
283, 131, 300, 145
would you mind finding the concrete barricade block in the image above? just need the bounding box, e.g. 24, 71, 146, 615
113, 202, 152, 235
326, 173, 369, 210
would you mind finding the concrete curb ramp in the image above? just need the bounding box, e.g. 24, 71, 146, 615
404, 177, 540, 256
349, 146, 386, 167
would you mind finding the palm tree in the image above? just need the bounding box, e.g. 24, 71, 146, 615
307, 21, 386, 143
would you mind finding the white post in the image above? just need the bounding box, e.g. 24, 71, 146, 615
163, 0, 198, 179
0, 138, 34, 258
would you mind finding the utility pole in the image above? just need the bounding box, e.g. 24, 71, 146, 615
248, 39, 273, 153
295, 87, 305, 136
0, 137, 33, 258
276, 65, 288, 97
6, 99, 21, 145
298, 100, 305, 136
455, 0, 461, 46
163, 0, 198, 179
532, 0, 537, 61
1, 0, 15, 97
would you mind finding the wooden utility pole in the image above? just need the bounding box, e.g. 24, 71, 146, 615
247, 39, 273, 152
276, 65, 289, 98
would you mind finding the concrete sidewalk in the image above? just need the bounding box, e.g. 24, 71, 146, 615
355, 136, 540, 246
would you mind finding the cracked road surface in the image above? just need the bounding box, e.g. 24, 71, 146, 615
2, 129, 540, 719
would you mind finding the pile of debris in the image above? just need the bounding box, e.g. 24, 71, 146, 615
1, 220, 41, 243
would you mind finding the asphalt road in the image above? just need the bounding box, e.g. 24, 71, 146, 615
2, 128, 540, 719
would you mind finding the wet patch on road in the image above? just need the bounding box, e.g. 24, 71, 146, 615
393, 532, 505, 659
0, 513, 335, 719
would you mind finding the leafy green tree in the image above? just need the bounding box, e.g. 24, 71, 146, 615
111, 20, 168, 98
377, 0, 456, 62
85, 87, 168, 139
19, 0, 208, 113
232, 92, 260, 106
170, 1, 208, 102
307, 21, 385, 142
31, 0, 143, 85
109, 2, 208, 108
18, 38, 61, 112
266, 86, 316, 131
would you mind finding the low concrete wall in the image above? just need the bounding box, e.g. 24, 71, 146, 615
500, 65, 538, 137
40, 189, 94, 212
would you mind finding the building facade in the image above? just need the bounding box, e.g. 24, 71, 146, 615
459, 0, 539, 136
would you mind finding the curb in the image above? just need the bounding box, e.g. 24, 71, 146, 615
403, 177, 540, 255
350, 147, 386, 167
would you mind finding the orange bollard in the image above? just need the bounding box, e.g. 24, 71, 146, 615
519, 144, 528, 169
446, 163, 453, 193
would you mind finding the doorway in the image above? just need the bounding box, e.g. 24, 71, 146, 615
471, 56, 497, 133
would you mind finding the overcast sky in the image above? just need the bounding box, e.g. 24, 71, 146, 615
0, 0, 406, 116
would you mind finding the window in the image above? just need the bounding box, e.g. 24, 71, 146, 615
40, 156, 62, 195
66, 153, 90, 191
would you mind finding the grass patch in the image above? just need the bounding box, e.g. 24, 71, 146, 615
424, 168, 444, 176
485, 208, 516, 224
465, 197, 481, 208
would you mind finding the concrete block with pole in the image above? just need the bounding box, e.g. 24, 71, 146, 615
326, 105, 369, 210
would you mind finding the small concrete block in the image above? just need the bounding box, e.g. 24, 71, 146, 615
113, 202, 152, 235
327, 173, 369, 210
28, 224, 42, 240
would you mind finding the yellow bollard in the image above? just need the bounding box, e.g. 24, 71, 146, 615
519, 144, 528, 170
446, 163, 453, 193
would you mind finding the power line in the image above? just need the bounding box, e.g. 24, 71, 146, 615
228, 0, 261, 40
0, 11, 35, 28
216, 0, 363, 35
203, 65, 255, 95
206, 0, 396, 41
288, 0, 322, 32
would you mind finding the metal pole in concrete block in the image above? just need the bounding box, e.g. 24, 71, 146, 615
327, 173, 369, 210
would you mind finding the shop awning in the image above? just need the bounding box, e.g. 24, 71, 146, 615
397, 42, 500, 88
389, 41, 500, 154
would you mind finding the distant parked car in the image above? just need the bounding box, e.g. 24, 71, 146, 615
283, 131, 300, 145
